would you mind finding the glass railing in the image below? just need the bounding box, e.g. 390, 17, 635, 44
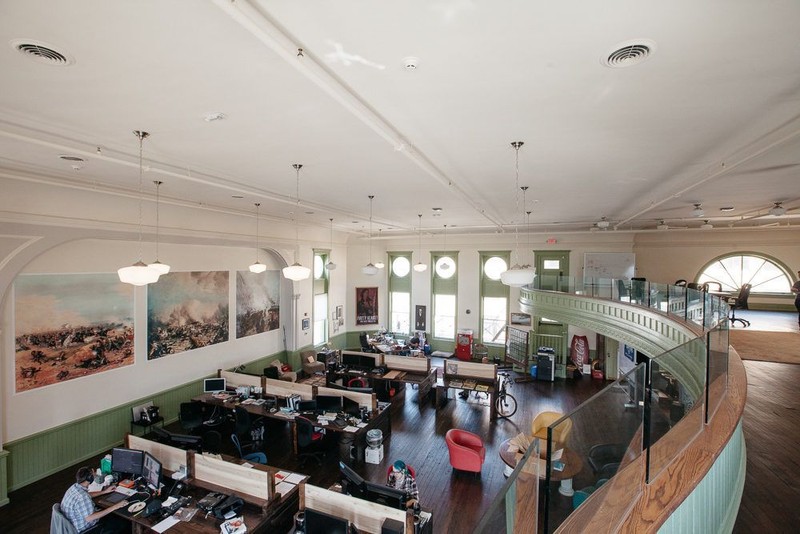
475, 277, 732, 533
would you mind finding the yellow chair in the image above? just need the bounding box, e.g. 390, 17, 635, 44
531, 411, 573, 455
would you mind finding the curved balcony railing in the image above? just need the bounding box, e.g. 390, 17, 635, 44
475, 277, 732, 534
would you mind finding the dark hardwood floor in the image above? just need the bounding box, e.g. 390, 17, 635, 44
3, 316, 798, 533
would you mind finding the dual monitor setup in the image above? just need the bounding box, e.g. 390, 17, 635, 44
339, 461, 407, 510
111, 446, 162, 491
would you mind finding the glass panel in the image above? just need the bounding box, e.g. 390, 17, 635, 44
482, 296, 507, 344
392, 256, 410, 277
390, 291, 410, 334
686, 287, 705, 327
646, 338, 705, 482
313, 255, 324, 279
543, 259, 560, 269
648, 282, 668, 313
667, 284, 687, 319
435, 256, 456, 278
542, 364, 646, 533
312, 293, 327, 345
484, 256, 508, 280
706, 319, 729, 423
434, 294, 456, 339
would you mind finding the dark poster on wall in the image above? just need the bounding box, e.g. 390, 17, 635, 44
356, 287, 378, 325
415, 305, 426, 331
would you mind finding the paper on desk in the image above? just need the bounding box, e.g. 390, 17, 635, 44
161, 496, 178, 507
276, 481, 295, 495
152, 516, 180, 532
241, 462, 253, 468
285, 473, 305, 484
356, 422, 368, 428
343, 425, 359, 432
275, 471, 291, 482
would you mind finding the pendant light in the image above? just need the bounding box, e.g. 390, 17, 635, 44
362, 195, 379, 275
147, 180, 170, 275
326, 218, 337, 271
118, 131, 161, 286
282, 164, 311, 281
440, 224, 450, 271
501, 141, 536, 287
374, 229, 385, 269
413, 213, 427, 272
249, 202, 267, 273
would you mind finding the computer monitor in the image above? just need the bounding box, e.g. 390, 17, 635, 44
142, 452, 161, 490
203, 377, 226, 393
364, 481, 406, 510
304, 507, 349, 534
341, 353, 363, 368
169, 432, 203, 451
342, 396, 360, 417
347, 386, 373, 395
111, 447, 143, 477
339, 461, 366, 499
297, 399, 318, 412
315, 395, 343, 412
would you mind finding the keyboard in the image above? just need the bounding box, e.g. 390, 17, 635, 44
115, 486, 137, 496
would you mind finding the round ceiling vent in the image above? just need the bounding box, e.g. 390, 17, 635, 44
602, 39, 656, 68
11, 39, 74, 66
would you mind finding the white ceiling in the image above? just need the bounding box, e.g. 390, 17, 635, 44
1, 0, 799, 238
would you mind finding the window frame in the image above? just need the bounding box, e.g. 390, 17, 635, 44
312, 249, 331, 346
696, 252, 794, 295
431, 250, 458, 340
388, 252, 412, 335
479, 251, 510, 346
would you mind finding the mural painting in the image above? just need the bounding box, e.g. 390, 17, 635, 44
236, 270, 280, 338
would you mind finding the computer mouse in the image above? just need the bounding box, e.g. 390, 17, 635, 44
269, 408, 277, 413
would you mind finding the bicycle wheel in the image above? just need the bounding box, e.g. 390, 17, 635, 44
495, 393, 518, 418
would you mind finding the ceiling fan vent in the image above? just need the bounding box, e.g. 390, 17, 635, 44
12, 39, 74, 65
603, 40, 655, 68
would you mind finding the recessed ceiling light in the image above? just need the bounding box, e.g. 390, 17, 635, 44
203, 112, 226, 122
432, 207, 442, 212
719, 206, 735, 212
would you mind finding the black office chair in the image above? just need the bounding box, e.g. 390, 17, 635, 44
295, 415, 326, 467
201, 430, 222, 454
263, 366, 280, 380
359, 333, 372, 352
233, 407, 264, 445
702, 281, 722, 292
179, 402, 204, 434
687, 282, 703, 291
231, 434, 267, 464
674, 279, 687, 287
727, 284, 752, 327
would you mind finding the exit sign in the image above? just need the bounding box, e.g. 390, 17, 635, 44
546, 238, 557, 245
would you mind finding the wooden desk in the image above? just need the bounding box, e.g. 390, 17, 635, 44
327, 368, 437, 407
435, 377, 497, 421
499, 438, 584, 496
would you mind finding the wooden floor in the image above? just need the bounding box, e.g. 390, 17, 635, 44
2, 310, 798, 533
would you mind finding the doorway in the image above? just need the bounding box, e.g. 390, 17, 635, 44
534, 250, 570, 292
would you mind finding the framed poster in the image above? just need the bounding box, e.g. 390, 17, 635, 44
415, 305, 426, 331
356, 287, 378, 325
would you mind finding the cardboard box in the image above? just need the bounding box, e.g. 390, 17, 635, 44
365, 445, 384, 464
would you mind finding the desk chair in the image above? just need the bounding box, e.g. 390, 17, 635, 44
179, 402, 204, 434
687, 282, 703, 291
233, 408, 264, 444
231, 434, 267, 464
201, 430, 222, 455
531, 411, 573, 456
347, 377, 367, 388
702, 281, 722, 292
50, 503, 78, 534
727, 284, 752, 327
301, 350, 326, 376
674, 279, 687, 287
295, 415, 326, 467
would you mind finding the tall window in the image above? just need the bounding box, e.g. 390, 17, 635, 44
432, 252, 457, 340
312, 251, 329, 345
389, 253, 412, 334
480, 252, 510, 345
698, 253, 793, 294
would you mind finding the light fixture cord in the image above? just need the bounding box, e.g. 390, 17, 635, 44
154, 180, 162, 261
136, 132, 145, 262
522, 186, 529, 267
329, 218, 334, 253
512, 142, 524, 266
254, 202, 261, 263
293, 164, 303, 262
368, 195, 374, 263
418, 213, 423, 260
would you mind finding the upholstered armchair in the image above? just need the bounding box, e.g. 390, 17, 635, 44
531, 411, 572, 456
300, 350, 326, 376
445, 428, 486, 473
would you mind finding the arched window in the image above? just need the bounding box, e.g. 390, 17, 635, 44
697, 253, 793, 294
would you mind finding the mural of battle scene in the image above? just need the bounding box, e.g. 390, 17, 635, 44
14, 274, 134, 392
147, 271, 229, 359
236, 270, 280, 338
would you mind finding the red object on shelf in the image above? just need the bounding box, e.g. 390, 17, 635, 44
455, 330, 473, 361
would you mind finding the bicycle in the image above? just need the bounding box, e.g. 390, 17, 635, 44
494, 371, 518, 418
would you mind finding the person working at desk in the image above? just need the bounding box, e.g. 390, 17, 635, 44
387, 460, 419, 509
60, 467, 129, 533
792, 269, 800, 329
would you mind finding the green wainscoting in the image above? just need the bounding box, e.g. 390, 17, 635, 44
0, 450, 9, 506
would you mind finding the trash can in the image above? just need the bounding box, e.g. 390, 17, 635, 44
530, 364, 537, 378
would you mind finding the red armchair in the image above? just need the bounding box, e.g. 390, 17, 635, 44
446, 429, 486, 473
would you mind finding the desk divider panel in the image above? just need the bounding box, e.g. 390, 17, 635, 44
303, 483, 408, 534
341, 350, 384, 367
192, 452, 273, 502
125, 434, 187, 474
264, 378, 314, 400
443, 360, 497, 382
383, 354, 430, 374
315, 385, 376, 411
220, 370, 264, 389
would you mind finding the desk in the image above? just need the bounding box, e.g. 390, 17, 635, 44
435, 377, 497, 421
191, 393, 391, 462
499, 438, 584, 496
130, 415, 164, 437
327, 368, 437, 407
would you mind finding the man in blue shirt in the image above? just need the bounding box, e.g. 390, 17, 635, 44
61, 467, 129, 533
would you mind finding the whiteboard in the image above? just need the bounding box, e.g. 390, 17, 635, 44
583, 253, 636, 280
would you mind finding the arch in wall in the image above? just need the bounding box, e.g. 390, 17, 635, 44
695, 251, 795, 294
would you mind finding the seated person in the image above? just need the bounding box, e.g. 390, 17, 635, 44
407, 336, 421, 350
387, 460, 419, 509
61, 466, 129, 533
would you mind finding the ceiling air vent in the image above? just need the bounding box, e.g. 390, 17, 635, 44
11, 39, 74, 66
603, 40, 656, 68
